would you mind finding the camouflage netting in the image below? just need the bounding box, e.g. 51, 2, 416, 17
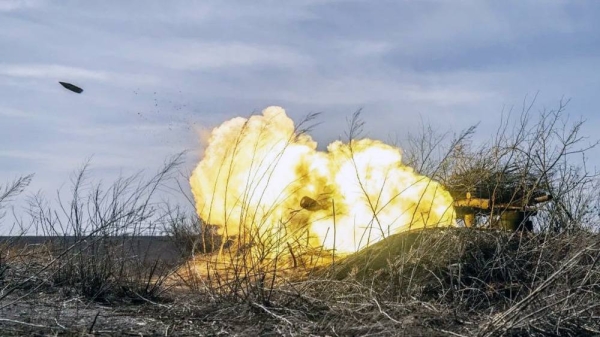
445, 167, 548, 205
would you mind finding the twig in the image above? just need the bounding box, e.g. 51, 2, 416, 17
88, 311, 100, 334
436, 328, 469, 337
132, 291, 171, 308
54, 318, 66, 330
251, 302, 293, 326
0, 317, 48, 329
372, 297, 401, 324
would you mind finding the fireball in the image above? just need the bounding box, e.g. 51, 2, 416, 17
190, 107, 455, 259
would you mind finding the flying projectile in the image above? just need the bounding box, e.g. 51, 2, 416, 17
59, 81, 83, 94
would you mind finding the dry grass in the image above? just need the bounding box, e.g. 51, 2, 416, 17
1, 227, 599, 336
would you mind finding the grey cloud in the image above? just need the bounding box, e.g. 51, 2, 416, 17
137, 41, 312, 70
0, 63, 159, 86
0, 0, 44, 12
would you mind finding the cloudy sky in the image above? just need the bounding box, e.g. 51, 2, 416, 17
2, 0, 600, 209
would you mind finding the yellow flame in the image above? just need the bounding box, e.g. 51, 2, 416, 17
190, 106, 455, 258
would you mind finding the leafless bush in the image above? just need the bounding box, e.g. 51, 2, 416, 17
0, 175, 33, 286
162, 205, 222, 258
5, 153, 186, 302
403, 96, 599, 233
0, 175, 33, 221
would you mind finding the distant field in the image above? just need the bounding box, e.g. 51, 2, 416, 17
0, 235, 182, 265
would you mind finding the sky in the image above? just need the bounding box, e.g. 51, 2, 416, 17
2, 0, 600, 221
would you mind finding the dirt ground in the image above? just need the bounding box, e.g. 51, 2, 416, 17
2, 230, 598, 336
0, 285, 470, 336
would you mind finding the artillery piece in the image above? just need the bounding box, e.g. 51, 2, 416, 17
298, 164, 554, 232
299, 190, 552, 232
453, 192, 552, 231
